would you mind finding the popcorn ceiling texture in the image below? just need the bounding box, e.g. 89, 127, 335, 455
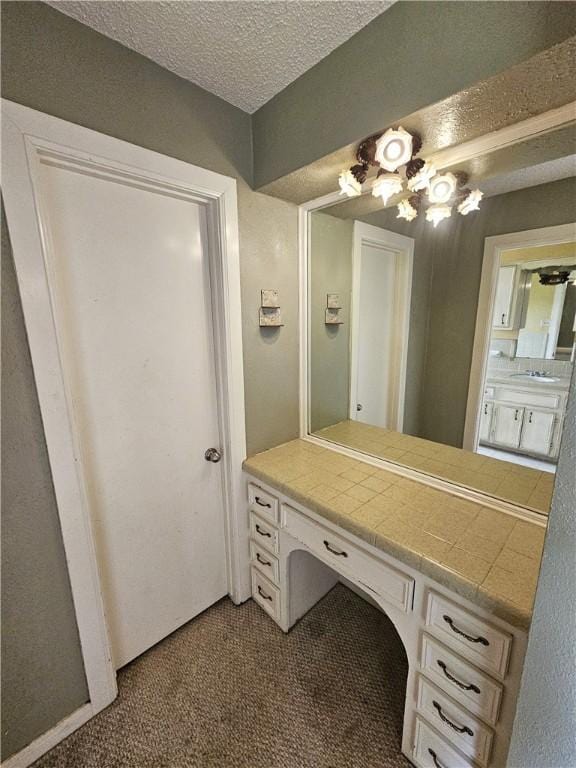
46, 1, 393, 113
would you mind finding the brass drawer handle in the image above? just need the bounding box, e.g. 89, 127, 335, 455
255, 524, 271, 538
323, 540, 348, 557
256, 552, 271, 567
437, 660, 480, 694
433, 701, 473, 736
428, 749, 446, 768
255, 495, 271, 508
443, 615, 489, 646
257, 585, 272, 602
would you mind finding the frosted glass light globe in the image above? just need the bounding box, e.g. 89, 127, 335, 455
338, 169, 362, 197
428, 172, 457, 204
375, 127, 413, 172
458, 189, 483, 215
426, 204, 452, 227
372, 174, 404, 205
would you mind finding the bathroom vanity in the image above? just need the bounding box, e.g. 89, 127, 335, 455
244, 439, 544, 768
480, 373, 570, 460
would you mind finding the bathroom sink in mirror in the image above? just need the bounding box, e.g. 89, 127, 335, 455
305, 130, 575, 516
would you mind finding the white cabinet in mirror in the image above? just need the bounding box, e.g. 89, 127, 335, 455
301, 125, 575, 517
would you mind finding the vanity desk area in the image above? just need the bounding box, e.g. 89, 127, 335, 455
243, 439, 544, 768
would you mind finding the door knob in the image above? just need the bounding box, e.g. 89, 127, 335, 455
204, 448, 222, 463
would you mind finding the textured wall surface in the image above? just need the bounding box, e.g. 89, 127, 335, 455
1, 212, 89, 760
507, 370, 576, 768
0, 2, 298, 757
253, 1, 576, 188
45, 0, 393, 113
309, 212, 353, 432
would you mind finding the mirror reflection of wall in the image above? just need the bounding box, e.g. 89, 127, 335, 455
308, 168, 576, 515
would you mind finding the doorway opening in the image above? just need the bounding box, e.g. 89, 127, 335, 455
350, 222, 414, 432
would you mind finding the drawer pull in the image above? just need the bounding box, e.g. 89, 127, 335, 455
443, 615, 489, 646
255, 524, 271, 538
437, 661, 480, 694
255, 496, 271, 508
428, 749, 447, 768
257, 585, 272, 602
256, 552, 272, 567
323, 540, 348, 557
432, 701, 473, 736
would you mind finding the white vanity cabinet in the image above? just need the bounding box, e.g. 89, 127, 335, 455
518, 409, 556, 454
481, 381, 567, 459
244, 475, 529, 768
491, 404, 524, 448
492, 266, 520, 330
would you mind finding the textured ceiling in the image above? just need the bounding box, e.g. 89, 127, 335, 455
46, 0, 393, 113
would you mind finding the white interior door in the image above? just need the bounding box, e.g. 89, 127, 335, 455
350, 223, 414, 431
36, 155, 228, 669
355, 243, 397, 427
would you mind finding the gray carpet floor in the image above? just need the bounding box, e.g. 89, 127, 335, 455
34, 584, 410, 768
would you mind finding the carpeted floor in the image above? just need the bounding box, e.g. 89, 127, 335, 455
34, 584, 410, 768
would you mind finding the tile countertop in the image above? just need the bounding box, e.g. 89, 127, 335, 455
243, 439, 547, 630
313, 420, 554, 513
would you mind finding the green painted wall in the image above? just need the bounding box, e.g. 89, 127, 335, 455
1, 210, 90, 760
420, 177, 576, 448
309, 212, 353, 432
360, 177, 576, 449
0, 2, 298, 758
253, 1, 576, 188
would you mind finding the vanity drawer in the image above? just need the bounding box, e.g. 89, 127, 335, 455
413, 717, 474, 768
250, 512, 279, 554
498, 388, 559, 409
283, 504, 414, 613
416, 675, 493, 766
425, 592, 512, 679
250, 540, 280, 584
248, 482, 280, 524
251, 568, 280, 621
421, 635, 503, 726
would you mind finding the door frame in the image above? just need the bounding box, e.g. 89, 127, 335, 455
349, 221, 414, 431
463, 222, 576, 452
2, 99, 247, 766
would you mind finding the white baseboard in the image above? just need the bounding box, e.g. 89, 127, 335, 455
2, 702, 96, 768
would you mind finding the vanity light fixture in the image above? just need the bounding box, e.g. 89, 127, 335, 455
397, 197, 419, 222
338, 169, 362, 197
426, 204, 452, 227
374, 127, 413, 172
372, 172, 403, 205
457, 188, 484, 215
338, 128, 482, 226
428, 172, 458, 204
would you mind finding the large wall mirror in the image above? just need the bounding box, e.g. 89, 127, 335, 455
304, 127, 575, 517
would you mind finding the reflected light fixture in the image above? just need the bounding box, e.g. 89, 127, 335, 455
428, 172, 457, 204
426, 204, 452, 227
372, 173, 403, 205
338, 169, 362, 197
458, 189, 483, 215
374, 127, 413, 172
